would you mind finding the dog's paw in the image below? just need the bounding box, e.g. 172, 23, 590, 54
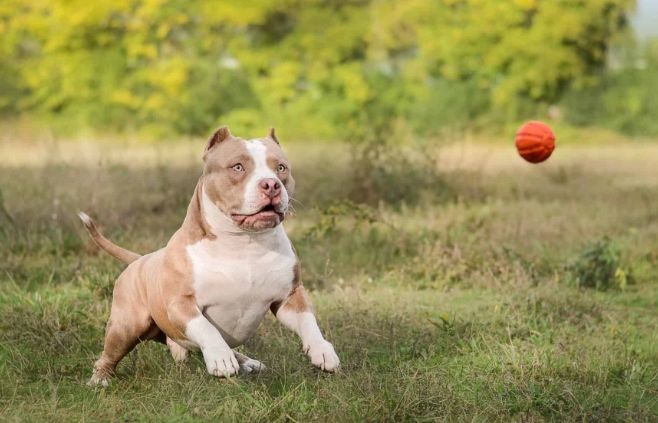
86, 374, 110, 387
166, 337, 189, 364
239, 358, 266, 374
87, 361, 112, 387
304, 340, 340, 372
203, 348, 240, 378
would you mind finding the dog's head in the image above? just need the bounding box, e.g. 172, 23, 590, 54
201, 126, 295, 232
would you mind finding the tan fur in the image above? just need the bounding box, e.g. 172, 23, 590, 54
79, 213, 141, 264
271, 262, 312, 315
267, 127, 280, 144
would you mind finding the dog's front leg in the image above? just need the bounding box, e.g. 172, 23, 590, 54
271, 287, 340, 372
168, 297, 239, 377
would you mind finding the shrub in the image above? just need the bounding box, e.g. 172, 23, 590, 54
566, 237, 634, 291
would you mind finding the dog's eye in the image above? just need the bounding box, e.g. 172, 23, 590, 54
277, 164, 286, 172
231, 164, 244, 172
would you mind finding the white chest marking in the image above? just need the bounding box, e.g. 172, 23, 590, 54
186, 224, 296, 348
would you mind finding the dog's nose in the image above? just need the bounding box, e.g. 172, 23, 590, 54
259, 178, 281, 198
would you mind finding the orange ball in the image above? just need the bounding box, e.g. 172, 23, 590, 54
515, 121, 556, 164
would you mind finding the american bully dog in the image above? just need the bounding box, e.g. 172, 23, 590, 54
80, 126, 339, 386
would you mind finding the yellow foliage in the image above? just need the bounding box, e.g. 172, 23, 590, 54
0, 0, 637, 137
335, 64, 371, 104
110, 91, 142, 109
513, 0, 536, 10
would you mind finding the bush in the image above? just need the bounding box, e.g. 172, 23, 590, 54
566, 237, 634, 291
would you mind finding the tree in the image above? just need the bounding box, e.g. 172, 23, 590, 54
0, 0, 636, 139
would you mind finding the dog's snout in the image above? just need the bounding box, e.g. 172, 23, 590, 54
259, 178, 281, 198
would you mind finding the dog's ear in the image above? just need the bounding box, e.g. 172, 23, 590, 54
204, 126, 232, 159
266, 127, 280, 145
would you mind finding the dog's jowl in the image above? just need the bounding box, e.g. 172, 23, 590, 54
80, 126, 340, 386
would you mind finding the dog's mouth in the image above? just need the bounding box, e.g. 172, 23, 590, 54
230, 204, 285, 223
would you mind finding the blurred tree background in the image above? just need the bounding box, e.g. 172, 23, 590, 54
0, 0, 655, 141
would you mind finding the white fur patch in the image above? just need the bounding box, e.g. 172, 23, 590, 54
240, 139, 289, 215
87, 375, 109, 387
77, 211, 92, 225
304, 339, 340, 372
276, 310, 340, 372
239, 358, 266, 373
185, 315, 227, 351
186, 208, 296, 347
276, 310, 324, 342
186, 315, 240, 377
166, 337, 189, 363
171, 338, 199, 351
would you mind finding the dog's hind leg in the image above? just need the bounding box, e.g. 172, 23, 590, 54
88, 275, 156, 386
166, 337, 189, 364
88, 317, 154, 386
233, 350, 266, 373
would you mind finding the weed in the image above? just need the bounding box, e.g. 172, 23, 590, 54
566, 237, 635, 291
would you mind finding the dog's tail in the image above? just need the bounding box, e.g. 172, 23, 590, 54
78, 212, 142, 265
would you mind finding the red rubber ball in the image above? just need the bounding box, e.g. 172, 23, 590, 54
515, 121, 556, 164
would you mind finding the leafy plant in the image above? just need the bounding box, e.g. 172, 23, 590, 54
566, 237, 634, 291
303, 200, 387, 240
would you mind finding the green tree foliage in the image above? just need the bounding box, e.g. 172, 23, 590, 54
0, 0, 636, 139
563, 40, 658, 136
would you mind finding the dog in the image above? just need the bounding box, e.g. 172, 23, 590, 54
80, 126, 340, 386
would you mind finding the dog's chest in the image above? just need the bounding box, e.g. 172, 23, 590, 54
186, 232, 296, 346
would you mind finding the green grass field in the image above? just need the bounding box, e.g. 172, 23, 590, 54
1, 138, 658, 422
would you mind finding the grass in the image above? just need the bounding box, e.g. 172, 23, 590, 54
1, 136, 658, 422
